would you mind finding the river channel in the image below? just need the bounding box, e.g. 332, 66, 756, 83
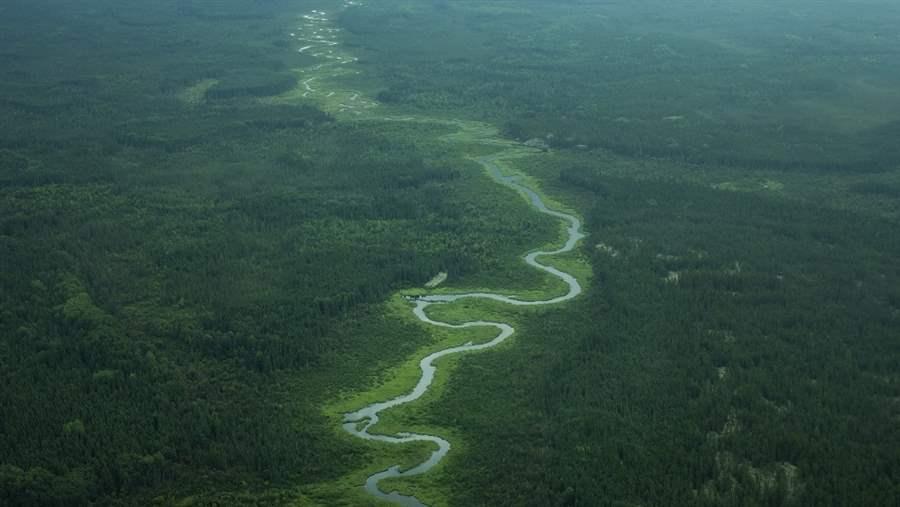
342, 150, 586, 506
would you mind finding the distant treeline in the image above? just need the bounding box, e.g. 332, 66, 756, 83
340, 0, 900, 173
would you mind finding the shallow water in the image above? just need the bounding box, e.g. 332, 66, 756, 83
342, 150, 586, 506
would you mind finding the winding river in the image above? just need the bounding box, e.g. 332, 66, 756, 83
286, 4, 587, 504
341, 151, 586, 506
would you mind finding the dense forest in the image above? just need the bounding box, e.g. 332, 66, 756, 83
433, 170, 900, 505
334, 0, 900, 505
2, 0, 899, 505
339, 0, 900, 171
0, 0, 556, 504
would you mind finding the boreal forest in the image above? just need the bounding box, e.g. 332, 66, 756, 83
1, 0, 898, 506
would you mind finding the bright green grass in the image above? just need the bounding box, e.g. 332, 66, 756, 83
276, 8, 592, 504
304, 143, 591, 505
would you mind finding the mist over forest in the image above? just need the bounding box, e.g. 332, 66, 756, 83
1, 0, 898, 505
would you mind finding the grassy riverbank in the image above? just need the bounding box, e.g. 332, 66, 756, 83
303, 117, 593, 505
0, 1, 565, 504
3, 0, 899, 505
326, 1, 900, 505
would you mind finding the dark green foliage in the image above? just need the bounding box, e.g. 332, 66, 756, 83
434, 173, 900, 506
3, 0, 900, 505
340, 0, 900, 172
0, 0, 556, 504
206, 71, 298, 100
0, 111, 550, 505
0, 150, 30, 177
849, 180, 900, 198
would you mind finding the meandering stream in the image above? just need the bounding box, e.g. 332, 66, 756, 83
341, 151, 586, 506
287, 4, 587, 505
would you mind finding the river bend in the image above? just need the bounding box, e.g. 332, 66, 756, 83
342, 150, 586, 506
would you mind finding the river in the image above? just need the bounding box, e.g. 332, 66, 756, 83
341, 150, 586, 506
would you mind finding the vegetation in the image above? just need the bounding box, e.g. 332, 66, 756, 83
0, 1, 556, 504
331, 0, 900, 505
432, 171, 900, 505
340, 0, 900, 172
2, 0, 899, 505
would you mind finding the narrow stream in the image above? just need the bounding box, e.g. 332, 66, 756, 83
342, 151, 586, 506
